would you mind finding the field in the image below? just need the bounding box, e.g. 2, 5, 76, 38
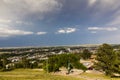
0, 69, 82, 80
0, 69, 119, 80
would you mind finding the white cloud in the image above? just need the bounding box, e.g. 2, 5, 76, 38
88, 0, 119, 9
0, 24, 9, 27
0, 27, 33, 37
15, 21, 33, 25
88, 27, 118, 31
99, 0, 119, 10
88, 0, 120, 31
0, 0, 62, 34
66, 28, 76, 33
88, 0, 96, 6
0, 19, 11, 23
107, 14, 120, 26
36, 32, 47, 35
88, 0, 120, 23
58, 29, 65, 34
57, 28, 77, 34
16, 21, 22, 24
0, 0, 62, 20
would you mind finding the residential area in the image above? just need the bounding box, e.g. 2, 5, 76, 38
0, 44, 120, 79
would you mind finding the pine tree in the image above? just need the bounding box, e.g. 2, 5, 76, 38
95, 44, 120, 76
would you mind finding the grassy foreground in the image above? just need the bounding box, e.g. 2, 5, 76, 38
0, 69, 119, 80
0, 69, 82, 80
80, 72, 120, 80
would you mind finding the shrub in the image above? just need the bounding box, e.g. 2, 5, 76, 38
43, 53, 86, 72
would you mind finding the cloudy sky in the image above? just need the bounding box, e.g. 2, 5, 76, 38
0, 0, 120, 47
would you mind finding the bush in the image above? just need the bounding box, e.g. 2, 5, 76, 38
74, 62, 87, 69
43, 53, 86, 73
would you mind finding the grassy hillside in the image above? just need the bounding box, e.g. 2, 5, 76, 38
0, 69, 82, 80
0, 69, 119, 80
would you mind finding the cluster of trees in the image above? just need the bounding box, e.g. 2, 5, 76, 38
43, 53, 87, 72
0, 51, 37, 59
0, 57, 39, 71
81, 49, 92, 60
95, 44, 120, 76
15, 57, 38, 69
0, 57, 11, 71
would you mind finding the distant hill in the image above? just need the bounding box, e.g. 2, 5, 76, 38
0, 44, 120, 49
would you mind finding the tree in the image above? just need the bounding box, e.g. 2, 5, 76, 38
114, 50, 120, 75
43, 53, 87, 73
43, 55, 60, 72
81, 49, 92, 60
21, 57, 30, 68
2, 57, 8, 69
95, 44, 120, 76
0, 59, 2, 69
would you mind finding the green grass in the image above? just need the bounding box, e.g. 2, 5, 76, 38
80, 72, 120, 80
0, 69, 119, 80
0, 69, 82, 80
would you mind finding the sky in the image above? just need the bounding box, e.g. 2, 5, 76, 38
0, 0, 120, 47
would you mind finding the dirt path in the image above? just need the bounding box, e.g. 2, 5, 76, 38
52, 69, 105, 80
